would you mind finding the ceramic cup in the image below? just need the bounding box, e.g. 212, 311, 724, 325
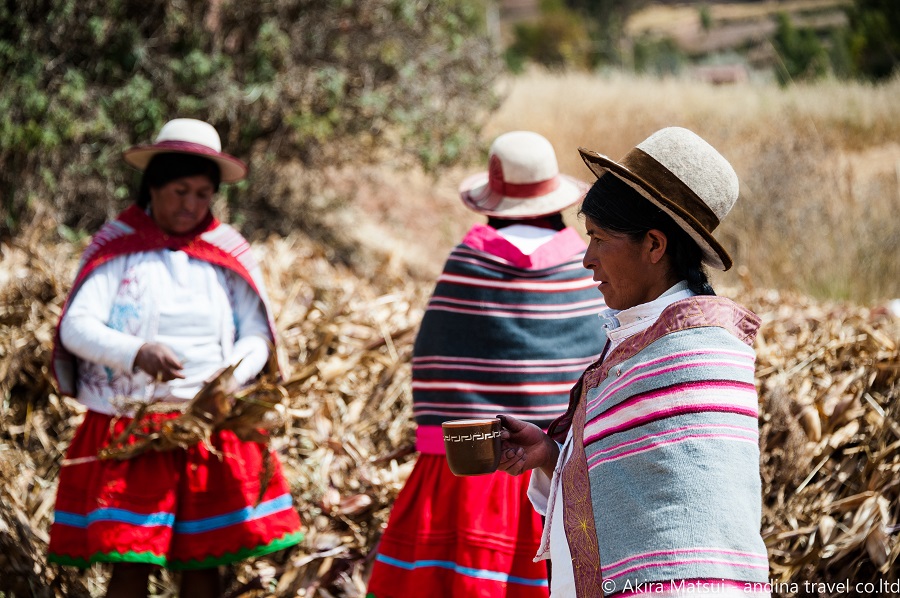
442, 418, 502, 476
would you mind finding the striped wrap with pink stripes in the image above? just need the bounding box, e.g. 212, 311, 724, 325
412, 225, 607, 453
574, 297, 770, 594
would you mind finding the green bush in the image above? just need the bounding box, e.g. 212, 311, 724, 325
698, 4, 713, 32
772, 12, 830, 84
632, 36, 685, 76
846, 0, 900, 79
0, 0, 500, 238
564, 0, 652, 67
505, 3, 593, 71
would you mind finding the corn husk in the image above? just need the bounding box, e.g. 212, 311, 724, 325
0, 227, 898, 596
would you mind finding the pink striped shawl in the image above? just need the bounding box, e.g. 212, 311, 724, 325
413, 224, 607, 453
548, 296, 770, 596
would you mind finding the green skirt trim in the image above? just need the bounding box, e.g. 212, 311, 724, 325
48, 550, 167, 568
48, 531, 304, 570
169, 531, 305, 570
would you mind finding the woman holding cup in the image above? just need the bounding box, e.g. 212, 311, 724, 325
498, 128, 771, 597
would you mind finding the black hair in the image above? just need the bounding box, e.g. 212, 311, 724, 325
487, 213, 566, 231
137, 153, 222, 208
579, 173, 715, 296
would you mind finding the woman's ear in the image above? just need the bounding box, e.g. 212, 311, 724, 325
645, 229, 669, 264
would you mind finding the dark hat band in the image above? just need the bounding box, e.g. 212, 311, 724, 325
148, 139, 223, 158
620, 148, 720, 232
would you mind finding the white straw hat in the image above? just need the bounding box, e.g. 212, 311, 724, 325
579, 127, 739, 270
460, 131, 588, 218
123, 118, 248, 183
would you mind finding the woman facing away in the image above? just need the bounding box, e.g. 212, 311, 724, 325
498, 127, 772, 597
47, 118, 303, 597
366, 131, 607, 597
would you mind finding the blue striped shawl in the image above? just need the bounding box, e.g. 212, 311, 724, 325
552, 296, 770, 595
412, 226, 607, 441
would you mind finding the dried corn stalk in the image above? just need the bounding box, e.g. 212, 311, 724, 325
1, 225, 898, 597
749, 287, 900, 589
97, 360, 287, 461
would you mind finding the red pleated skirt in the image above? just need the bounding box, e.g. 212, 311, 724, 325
366, 454, 549, 598
48, 410, 304, 570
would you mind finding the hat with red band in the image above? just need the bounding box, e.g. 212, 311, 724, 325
459, 131, 588, 218
123, 118, 248, 183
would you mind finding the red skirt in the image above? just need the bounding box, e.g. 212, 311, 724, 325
366, 454, 549, 598
48, 410, 304, 570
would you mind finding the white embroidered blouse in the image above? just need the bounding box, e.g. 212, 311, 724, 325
59, 249, 271, 415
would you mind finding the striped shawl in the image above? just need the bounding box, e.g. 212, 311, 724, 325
413, 225, 607, 453
551, 296, 770, 596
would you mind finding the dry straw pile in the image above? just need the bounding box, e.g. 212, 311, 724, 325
0, 227, 898, 597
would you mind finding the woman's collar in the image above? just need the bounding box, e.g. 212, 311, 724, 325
599, 280, 693, 331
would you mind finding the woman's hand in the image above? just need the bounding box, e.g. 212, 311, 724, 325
134, 342, 185, 382
497, 414, 560, 478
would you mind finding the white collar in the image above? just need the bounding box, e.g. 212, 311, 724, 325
496, 224, 558, 255
600, 281, 695, 343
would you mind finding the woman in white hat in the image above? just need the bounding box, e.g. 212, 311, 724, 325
367, 131, 608, 597
497, 128, 771, 597
47, 119, 303, 597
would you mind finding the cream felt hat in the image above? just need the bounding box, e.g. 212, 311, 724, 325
579, 127, 739, 271
460, 131, 588, 218
123, 118, 248, 183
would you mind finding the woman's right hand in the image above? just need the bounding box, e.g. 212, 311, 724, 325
134, 342, 185, 382
497, 414, 560, 478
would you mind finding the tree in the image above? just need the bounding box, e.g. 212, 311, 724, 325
0, 0, 500, 238
771, 12, 830, 84
564, 0, 653, 66
846, 0, 900, 79
505, 0, 592, 71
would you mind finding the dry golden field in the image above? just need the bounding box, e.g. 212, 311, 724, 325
354, 71, 900, 304
486, 71, 900, 302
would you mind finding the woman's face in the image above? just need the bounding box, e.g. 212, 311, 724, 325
582, 216, 670, 311
149, 175, 215, 235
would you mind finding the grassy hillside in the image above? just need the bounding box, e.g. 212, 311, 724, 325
628, 0, 851, 36
358, 70, 899, 304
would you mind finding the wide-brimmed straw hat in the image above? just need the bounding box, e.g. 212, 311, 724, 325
579, 127, 739, 271
123, 118, 248, 183
460, 131, 588, 218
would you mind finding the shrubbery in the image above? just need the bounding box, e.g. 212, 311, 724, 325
504, 1, 592, 72
772, 12, 832, 84
504, 1, 897, 84
0, 0, 500, 238
772, 2, 899, 84
847, 0, 900, 79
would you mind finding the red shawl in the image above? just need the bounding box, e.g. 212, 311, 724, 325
52, 205, 280, 396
